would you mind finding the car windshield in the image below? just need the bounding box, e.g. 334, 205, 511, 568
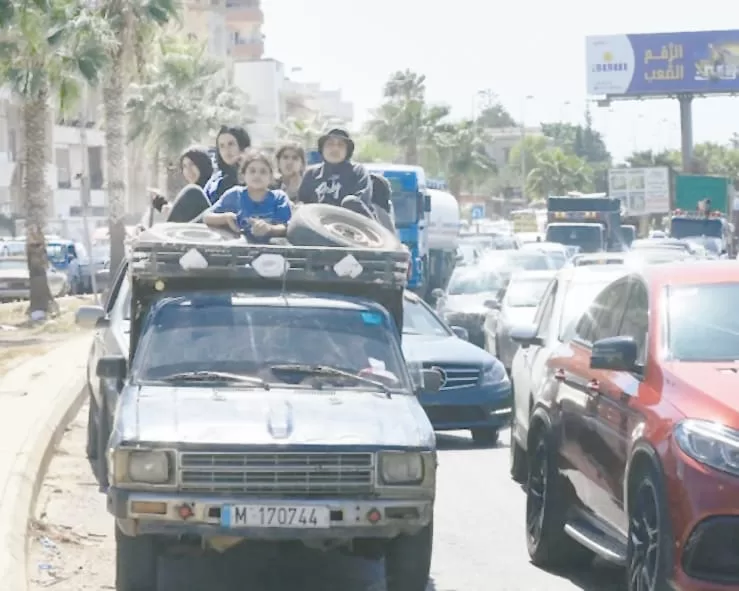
546, 225, 603, 253
559, 280, 618, 340
491, 235, 517, 250
46, 244, 66, 261
666, 283, 739, 361
671, 217, 723, 239
0, 259, 27, 270
403, 297, 450, 337
390, 192, 418, 225
447, 268, 504, 295
133, 295, 411, 391
506, 277, 552, 307
683, 235, 722, 254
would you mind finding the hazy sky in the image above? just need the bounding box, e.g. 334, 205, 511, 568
262, 0, 739, 162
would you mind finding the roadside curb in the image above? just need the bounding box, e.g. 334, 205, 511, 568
0, 335, 91, 591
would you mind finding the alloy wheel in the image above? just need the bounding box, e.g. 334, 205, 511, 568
628, 480, 661, 591
526, 439, 547, 544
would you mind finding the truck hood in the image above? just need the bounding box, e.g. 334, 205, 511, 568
118, 386, 434, 449
402, 333, 493, 366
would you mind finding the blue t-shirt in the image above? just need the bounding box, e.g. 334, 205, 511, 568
211, 187, 292, 243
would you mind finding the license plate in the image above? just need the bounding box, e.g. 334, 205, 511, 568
222, 505, 330, 528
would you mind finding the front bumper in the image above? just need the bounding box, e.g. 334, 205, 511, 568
420, 382, 511, 431
108, 488, 433, 541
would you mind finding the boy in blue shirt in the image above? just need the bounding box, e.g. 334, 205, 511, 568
204, 152, 292, 243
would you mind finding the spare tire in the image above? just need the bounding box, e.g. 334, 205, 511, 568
167, 185, 212, 223
137, 223, 241, 244
287, 204, 401, 249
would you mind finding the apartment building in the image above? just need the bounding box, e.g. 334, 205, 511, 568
225, 0, 265, 62
233, 59, 354, 148
486, 126, 545, 168
0, 90, 108, 241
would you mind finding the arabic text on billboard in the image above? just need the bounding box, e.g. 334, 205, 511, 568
608, 167, 670, 215
586, 30, 739, 97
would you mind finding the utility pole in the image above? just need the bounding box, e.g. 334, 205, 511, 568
78, 84, 98, 302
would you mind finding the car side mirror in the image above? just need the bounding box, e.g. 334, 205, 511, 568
450, 326, 469, 340
420, 368, 443, 392
96, 355, 127, 380
484, 300, 500, 310
75, 305, 106, 328
430, 288, 445, 300
509, 323, 543, 348
590, 336, 638, 371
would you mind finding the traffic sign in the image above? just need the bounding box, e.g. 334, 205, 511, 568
470, 204, 485, 220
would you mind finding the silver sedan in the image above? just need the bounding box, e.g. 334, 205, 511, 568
482, 270, 556, 371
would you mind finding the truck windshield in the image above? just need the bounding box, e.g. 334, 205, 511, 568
670, 218, 723, 239
391, 192, 419, 225
132, 295, 411, 392
546, 225, 603, 253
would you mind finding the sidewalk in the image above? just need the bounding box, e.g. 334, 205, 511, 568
0, 335, 92, 591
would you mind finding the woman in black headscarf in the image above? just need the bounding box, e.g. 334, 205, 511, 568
203, 126, 251, 204
180, 145, 214, 188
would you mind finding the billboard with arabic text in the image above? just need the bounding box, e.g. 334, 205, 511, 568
586, 30, 739, 98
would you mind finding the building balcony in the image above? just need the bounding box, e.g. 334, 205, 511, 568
231, 38, 264, 60
225, 6, 263, 22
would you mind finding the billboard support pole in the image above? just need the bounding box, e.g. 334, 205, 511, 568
678, 94, 694, 173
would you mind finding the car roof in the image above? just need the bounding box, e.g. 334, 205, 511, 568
510, 269, 558, 281
520, 241, 565, 251
556, 264, 629, 284
641, 260, 739, 287
163, 292, 384, 312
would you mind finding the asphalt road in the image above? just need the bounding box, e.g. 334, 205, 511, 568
27, 404, 626, 591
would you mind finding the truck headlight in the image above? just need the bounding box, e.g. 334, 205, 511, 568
480, 362, 508, 386
675, 419, 739, 477
379, 452, 424, 484
127, 451, 171, 484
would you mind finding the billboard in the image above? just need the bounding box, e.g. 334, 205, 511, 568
586, 30, 739, 97
608, 167, 670, 215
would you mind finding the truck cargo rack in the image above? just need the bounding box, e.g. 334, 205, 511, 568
128, 238, 410, 289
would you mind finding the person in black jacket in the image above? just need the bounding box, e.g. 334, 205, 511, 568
203, 126, 251, 204
297, 128, 374, 217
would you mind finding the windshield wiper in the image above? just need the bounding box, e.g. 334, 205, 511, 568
156, 371, 270, 390
269, 364, 391, 398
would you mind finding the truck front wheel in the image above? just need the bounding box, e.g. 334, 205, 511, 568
384, 521, 433, 591
115, 524, 159, 591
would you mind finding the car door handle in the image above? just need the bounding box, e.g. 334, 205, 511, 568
554, 368, 566, 381
587, 379, 600, 393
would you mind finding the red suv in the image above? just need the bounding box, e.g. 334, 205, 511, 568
518, 261, 739, 591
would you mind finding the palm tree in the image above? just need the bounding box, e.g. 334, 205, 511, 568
366, 70, 450, 164
437, 120, 497, 196
98, 0, 179, 273
277, 114, 345, 150
526, 148, 593, 198
127, 34, 251, 197
0, 0, 112, 314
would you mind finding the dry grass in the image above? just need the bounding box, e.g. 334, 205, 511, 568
0, 295, 98, 371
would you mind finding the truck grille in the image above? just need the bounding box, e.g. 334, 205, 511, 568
178, 452, 374, 496
422, 363, 480, 390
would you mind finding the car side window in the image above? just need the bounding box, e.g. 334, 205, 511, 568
618, 281, 648, 365
574, 280, 629, 344
536, 281, 557, 340
104, 262, 128, 313
590, 281, 630, 343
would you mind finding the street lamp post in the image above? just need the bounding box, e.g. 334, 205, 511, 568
520, 95, 534, 201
